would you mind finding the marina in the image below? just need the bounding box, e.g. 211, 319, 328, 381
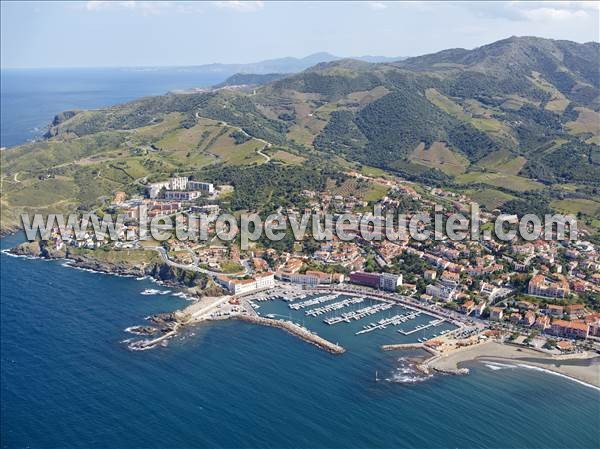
399, 319, 447, 336
355, 311, 422, 335
305, 297, 365, 316
289, 294, 340, 310
323, 302, 393, 325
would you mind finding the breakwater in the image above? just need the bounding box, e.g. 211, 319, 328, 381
236, 315, 346, 354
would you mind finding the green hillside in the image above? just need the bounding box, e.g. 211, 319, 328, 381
2, 36, 599, 234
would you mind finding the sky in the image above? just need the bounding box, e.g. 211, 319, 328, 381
1, 1, 599, 68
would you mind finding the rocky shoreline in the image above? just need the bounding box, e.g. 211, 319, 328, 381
7, 240, 218, 291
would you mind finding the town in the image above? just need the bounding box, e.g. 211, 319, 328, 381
35, 169, 600, 360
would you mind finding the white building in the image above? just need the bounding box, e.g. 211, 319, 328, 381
188, 181, 215, 194
164, 190, 201, 201
147, 181, 170, 199
379, 272, 402, 291
425, 283, 456, 302
218, 272, 275, 295
170, 177, 189, 191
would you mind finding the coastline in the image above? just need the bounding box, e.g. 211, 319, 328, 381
426, 340, 600, 389
4, 241, 599, 389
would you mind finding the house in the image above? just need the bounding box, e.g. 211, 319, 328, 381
533, 315, 551, 331
471, 301, 486, 317
489, 307, 504, 321
509, 312, 521, 324
424, 270, 437, 281
521, 311, 536, 327
440, 270, 460, 287
548, 320, 589, 339
528, 274, 570, 298
565, 304, 586, 319
556, 340, 575, 353
480, 282, 504, 300
426, 283, 456, 302
545, 304, 564, 317
459, 300, 475, 315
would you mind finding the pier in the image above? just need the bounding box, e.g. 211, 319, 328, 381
289, 294, 340, 310
305, 297, 364, 316
236, 315, 345, 354
398, 318, 446, 336
355, 311, 422, 335
324, 302, 393, 325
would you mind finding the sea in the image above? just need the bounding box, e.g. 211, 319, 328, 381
1, 68, 600, 449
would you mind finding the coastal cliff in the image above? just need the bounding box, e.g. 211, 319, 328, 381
9, 241, 218, 292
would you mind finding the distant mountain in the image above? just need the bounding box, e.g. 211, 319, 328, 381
140, 53, 404, 78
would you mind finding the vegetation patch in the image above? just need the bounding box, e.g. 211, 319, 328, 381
455, 172, 544, 192
408, 141, 469, 176
551, 199, 600, 216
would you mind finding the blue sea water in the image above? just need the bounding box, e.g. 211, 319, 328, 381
1, 67, 226, 147
2, 234, 600, 449
1, 69, 600, 449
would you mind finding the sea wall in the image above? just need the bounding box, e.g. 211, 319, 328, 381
236, 315, 346, 354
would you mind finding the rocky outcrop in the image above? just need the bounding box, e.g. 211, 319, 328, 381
44, 110, 81, 138
8, 242, 210, 291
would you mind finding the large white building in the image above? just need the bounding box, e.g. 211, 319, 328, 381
164, 190, 201, 201
217, 272, 275, 295
379, 272, 402, 291
188, 181, 215, 194
170, 176, 189, 191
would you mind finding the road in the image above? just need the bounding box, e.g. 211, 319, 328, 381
146, 246, 249, 278
195, 111, 272, 162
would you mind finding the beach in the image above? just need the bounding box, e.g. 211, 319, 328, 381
428, 341, 600, 388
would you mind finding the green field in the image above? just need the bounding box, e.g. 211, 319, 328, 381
475, 150, 527, 175
464, 188, 516, 210
455, 172, 544, 192
551, 199, 600, 216
408, 141, 469, 176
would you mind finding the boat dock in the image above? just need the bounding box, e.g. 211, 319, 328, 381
355, 311, 422, 335
305, 297, 364, 316
324, 302, 393, 325
398, 318, 446, 336
289, 294, 340, 310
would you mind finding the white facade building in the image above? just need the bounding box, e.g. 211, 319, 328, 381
379, 273, 402, 291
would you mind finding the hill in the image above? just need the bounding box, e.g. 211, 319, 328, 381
1, 36, 599, 233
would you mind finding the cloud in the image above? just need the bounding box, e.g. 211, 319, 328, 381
367, 1, 388, 10
458, 1, 600, 22
83, 1, 202, 15
212, 1, 264, 13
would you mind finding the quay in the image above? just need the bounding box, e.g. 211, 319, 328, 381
236, 315, 346, 354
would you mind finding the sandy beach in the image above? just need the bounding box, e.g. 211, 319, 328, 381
427, 341, 600, 388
